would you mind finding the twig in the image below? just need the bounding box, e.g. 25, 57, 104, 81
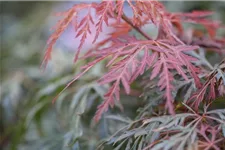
113, 1, 152, 40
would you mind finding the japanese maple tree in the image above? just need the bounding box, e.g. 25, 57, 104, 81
43, 0, 225, 149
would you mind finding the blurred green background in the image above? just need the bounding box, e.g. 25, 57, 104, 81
0, 1, 225, 150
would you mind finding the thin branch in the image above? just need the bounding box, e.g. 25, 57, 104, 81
113, 1, 152, 40
120, 14, 152, 40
